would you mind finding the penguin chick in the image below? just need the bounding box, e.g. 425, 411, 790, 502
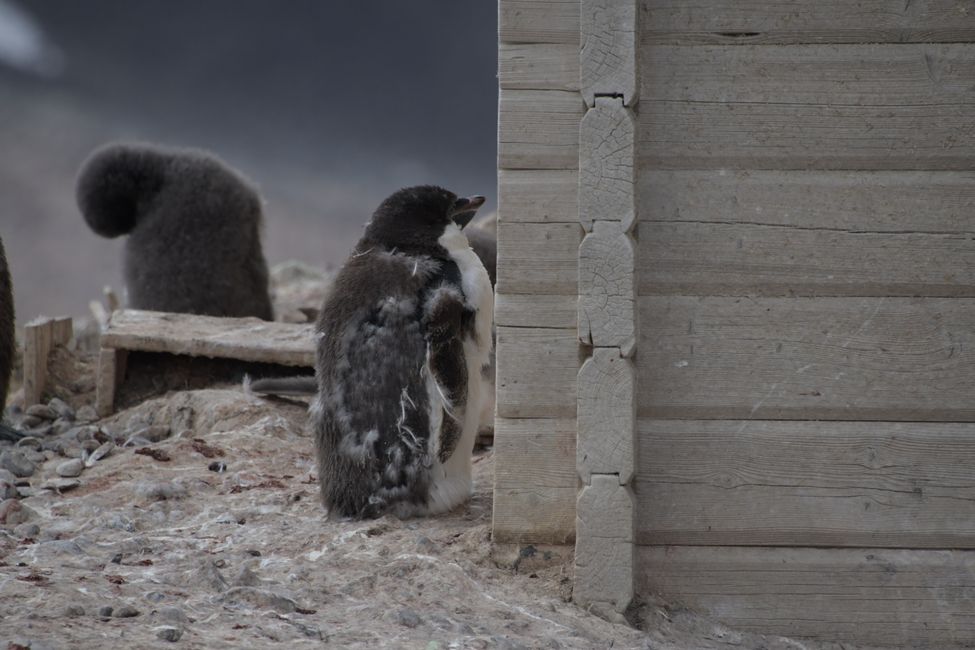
76, 142, 273, 319
313, 185, 493, 519
247, 224, 497, 399
0, 235, 23, 442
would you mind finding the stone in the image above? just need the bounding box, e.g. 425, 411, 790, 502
85, 440, 115, 467
14, 522, 40, 538
394, 608, 422, 629
98, 605, 114, 619
20, 415, 43, 429
114, 605, 140, 618
40, 478, 81, 493
15, 437, 42, 451
75, 405, 98, 423
64, 605, 85, 617
56, 458, 84, 478
26, 404, 57, 421
48, 397, 75, 421
156, 626, 183, 642
0, 499, 31, 525
0, 450, 37, 478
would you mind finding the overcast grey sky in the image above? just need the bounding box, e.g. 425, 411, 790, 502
0, 1, 498, 323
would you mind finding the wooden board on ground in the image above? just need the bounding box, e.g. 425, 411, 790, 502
639, 296, 975, 421
637, 420, 975, 548
638, 546, 975, 648
101, 310, 315, 367
492, 417, 578, 544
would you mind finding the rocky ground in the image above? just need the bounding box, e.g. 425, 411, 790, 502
0, 268, 868, 650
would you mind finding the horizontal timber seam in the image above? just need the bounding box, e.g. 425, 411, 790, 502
574, 0, 638, 618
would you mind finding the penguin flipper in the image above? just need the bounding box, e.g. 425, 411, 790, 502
0, 422, 25, 443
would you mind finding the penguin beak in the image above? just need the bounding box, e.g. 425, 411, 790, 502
449, 195, 486, 228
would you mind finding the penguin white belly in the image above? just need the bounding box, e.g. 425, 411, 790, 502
421, 224, 495, 515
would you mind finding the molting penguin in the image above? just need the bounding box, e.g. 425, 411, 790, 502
0, 235, 23, 442
312, 185, 493, 518
76, 142, 273, 319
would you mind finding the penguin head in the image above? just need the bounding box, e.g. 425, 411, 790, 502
363, 185, 485, 251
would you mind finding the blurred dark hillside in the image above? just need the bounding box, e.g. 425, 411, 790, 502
0, 0, 497, 324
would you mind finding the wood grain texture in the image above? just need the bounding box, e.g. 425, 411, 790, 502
636, 419, 975, 547
579, 99, 636, 232
497, 222, 581, 296
638, 546, 975, 648
95, 348, 126, 417
575, 476, 634, 612
492, 417, 577, 544
639, 297, 975, 421
642, 0, 975, 45
101, 310, 315, 367
578, 222, 637, 352
500, 42, 579, 91
639, 222, 975, 297
581, 0, 639, 105
23, 316, 72, 407
499, 89, 586, 170
639, 170, 975, 233
498, 169, 579, 225
500, 0, 579, 44
495, 294, 577, 330
639, 44, 975, 170
578, 349, 636, 484
496, 326, 582, 419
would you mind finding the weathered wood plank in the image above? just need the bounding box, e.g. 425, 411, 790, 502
500, 42, 579, 91
498, 169, 579, 225
639, 297, 975, 421
496, 222, 581, 296
95, 348, 127, 418
579, 223, 636, 352
575, 476, 634, 613
579, 99, 636, 232
642, 0, 975, 45
495, 294, 577, 330
638, 546, 975, 648
496, 326, 581, 419
637, 420, 975, 548
639, 170, 975, 233
23, 316, 72, 407
639, 44, 975, 170
499, 0, 579, 44
638, 222, 975, 297
499, 90, 586, 170
101, 310, 315, 367
578, 349, 636, 483
581, 0, 639, 105
492, 417, 577, 544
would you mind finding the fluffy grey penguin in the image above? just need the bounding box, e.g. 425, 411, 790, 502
312, 185, 493, 518
76, 142, 273, 320
0, 235, 23, 442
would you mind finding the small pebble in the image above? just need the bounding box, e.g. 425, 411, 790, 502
0, 450, 37, 478
156, 626, 183, 642
64, 605, 85, 617
51, 419, 75, 436
208, 461, 227, 473
56, 458, 84, 478
27, 424, 53, 437
135, 425, 171, 443
144, 591, 167, 603
395, 608, 422, 629
114, 605, 140, 618
48, 398, 75, 421
85, 440, 115, 467
75, 405, 98, 423
69, 425, 98, 442
40, 478, 81, 493
15, 437, 41, 451
155, 607, 189, 626
25, 404, 57, 421
14, 522, 40, 538
98, 605, 114, 619
20, 415, 43, 429
0, 499, 28, 525
22, 448, 46, 464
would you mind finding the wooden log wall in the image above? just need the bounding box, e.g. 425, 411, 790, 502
633, 1, 975, 646
497, 0, 975, 645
